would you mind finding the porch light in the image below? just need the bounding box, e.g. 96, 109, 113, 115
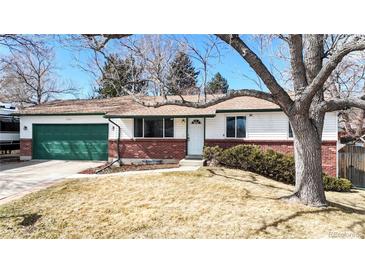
23, 126, 28, 130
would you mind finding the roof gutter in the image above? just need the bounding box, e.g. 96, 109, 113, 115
14, 112, 106, 116
96, 118, 121, 174
103, 114, 216, 118
215, 108, 282, 113
15, 109, 283, 118
104, 109, 283, 118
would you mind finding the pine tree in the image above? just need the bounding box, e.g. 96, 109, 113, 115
166, 52, 199, 95
97, 55, 145, 98
207, 72, 229, 94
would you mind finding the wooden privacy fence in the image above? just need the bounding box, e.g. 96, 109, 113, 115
338, 145, 365, 188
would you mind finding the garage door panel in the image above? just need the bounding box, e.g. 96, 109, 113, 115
33, 124, 108, 160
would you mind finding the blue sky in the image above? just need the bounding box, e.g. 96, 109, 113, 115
51, 41, 96, 99
3, 35, 289, 99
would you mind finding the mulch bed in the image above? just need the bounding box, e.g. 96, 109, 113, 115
79, 163, 180, 174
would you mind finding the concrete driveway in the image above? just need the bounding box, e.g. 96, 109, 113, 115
0, 160, 103, 203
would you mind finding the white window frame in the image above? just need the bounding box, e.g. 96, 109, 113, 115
133, 117, 175, 139
225, 115, 247, 139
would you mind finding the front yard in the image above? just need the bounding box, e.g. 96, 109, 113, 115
0, 167, 364, 239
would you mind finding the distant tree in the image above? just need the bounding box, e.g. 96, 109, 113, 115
0, 44, 75, 105
0, 35, 41, 53
207, 73, 229, 94
97, 55, 145, 98
166, 51, 199, 95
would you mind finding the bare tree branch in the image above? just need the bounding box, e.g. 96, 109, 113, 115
82, 34, 131, 50
321, 96, 365, 112
135, 89, 274, 108
0, 34, 43, 54
216, 34, 293, 110
176, 35, 222, 101
304, 37, 365, 103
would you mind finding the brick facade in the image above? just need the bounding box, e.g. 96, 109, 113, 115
321, 142, 337, 177
108, 138, 337, 176
21, 136, 336, 176
205, 139, 337, 176
109, 139, 186, 160
20, 139, 32, 157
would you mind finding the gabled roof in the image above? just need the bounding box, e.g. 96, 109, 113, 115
17, 95, 282, 117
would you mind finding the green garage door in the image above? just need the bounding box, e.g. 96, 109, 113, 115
33, 124, 108, 160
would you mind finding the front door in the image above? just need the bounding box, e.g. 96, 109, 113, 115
187, 118, 204, 155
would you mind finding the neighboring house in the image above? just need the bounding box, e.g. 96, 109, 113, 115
17, 95, 338, 176
0, 102, 20, 153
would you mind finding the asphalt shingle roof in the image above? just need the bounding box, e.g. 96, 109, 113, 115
17, 95, 282, 116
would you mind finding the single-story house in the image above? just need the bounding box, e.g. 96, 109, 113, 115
17, 95, 339, 176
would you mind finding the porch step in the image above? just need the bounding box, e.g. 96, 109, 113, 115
185, 155, 203, 160
179, 159, 205, 167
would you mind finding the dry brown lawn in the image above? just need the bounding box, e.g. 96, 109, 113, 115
0, 167, 364, 239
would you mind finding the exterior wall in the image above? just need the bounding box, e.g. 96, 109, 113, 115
19, 113, 338, 175
109, 139, 186, 162
19, 115, 187, 160
204, 111, 338, 176
114, 112, 337, 141
108, 117, 187, 163
205, 140, 337, 177
109, 118, 134, 139
174, 118, 186, 139
20, 139, 32, 160
322, 143, 337, 176
205, 111, 338, 141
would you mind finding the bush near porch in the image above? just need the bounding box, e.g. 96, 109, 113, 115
203, 145, 352, 192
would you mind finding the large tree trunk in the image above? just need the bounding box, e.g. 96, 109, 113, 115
287, 116, 327, 207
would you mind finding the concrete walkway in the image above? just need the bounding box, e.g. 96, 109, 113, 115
0, 160, 103, 203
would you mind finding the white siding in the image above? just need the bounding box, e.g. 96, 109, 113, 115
20, 115, 110, 139
322, 112, 338, 140
206, 115, 225, 139
20, 116, 187, 141
109, 118, 134, 139
247, 112, 288, 140
174, 118, 186, 139
205, 111, 338, 141
20, 112, 338, 142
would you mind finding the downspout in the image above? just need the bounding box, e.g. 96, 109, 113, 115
185, 117, 188, 157
336, 111, 339, 178
96, 118, 121, 174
